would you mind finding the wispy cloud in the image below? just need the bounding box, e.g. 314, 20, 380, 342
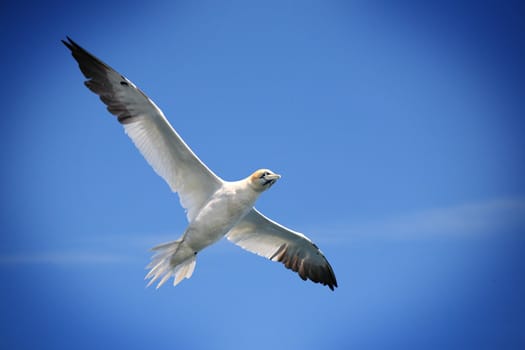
0, 252, 134, 265
0, 232, 182, 266
320, 197, 525, 241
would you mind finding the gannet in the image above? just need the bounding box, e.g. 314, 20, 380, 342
63, 37, 337, 290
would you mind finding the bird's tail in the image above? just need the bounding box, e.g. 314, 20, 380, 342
145, 239, 196, 289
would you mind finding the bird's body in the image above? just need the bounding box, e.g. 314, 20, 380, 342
63, 37, 337, 290
184, 178, 260, 253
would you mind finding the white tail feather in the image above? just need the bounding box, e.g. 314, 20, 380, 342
145, 239, 197, 288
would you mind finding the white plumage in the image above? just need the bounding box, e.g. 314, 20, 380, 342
63, 37, 337, 290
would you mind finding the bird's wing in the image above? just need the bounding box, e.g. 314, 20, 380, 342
226, 208, 338, 290
63, 37, 222, 221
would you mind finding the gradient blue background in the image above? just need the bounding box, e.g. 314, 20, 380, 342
1, 1, 524, 349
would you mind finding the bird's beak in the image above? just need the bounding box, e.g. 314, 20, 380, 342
266, 174, 281, 181
262, 173, 281, 187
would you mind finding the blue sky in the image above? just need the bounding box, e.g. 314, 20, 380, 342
1, 1, 524, 349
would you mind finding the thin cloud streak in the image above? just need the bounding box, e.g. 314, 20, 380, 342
321, 197, 525, 242
376, 197, 525, 237
0, 232, 187, 266
0, 252, 135, 265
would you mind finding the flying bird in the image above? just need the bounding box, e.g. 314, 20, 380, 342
63, 37, 337, 290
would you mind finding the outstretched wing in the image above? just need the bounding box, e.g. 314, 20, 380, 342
226, 209, 338, 290
63, 37, 222, 221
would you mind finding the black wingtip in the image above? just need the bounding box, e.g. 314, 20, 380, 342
328, 266, 338, 291
61, 36, 74, 50
62, 36, 86, 54
326, 279, 337, 291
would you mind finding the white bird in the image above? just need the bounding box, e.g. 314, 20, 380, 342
63, 37, 337, 290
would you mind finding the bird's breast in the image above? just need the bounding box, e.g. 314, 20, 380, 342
184, 183, 258, 251
198, 186, 256, 227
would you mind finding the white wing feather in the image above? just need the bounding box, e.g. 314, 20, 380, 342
63, 37, 222, 221
227, 209, 337, 290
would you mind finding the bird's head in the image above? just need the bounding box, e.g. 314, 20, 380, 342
248, 169, 281, 192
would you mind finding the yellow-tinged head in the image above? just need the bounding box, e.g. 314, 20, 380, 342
248, 169, 281, 192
